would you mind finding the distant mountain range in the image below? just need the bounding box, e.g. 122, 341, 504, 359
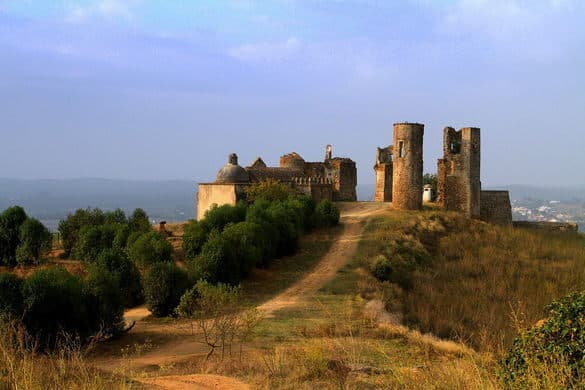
1, 179, 583, 231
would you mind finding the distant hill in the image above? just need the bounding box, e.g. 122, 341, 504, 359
0, 178, 197, 231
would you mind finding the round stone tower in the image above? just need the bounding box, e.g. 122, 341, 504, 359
392, 122, 424, 210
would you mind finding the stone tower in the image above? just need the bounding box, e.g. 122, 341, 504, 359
392, 123, 424, 210
373, 146, 393, 202
437, 127, 481, 217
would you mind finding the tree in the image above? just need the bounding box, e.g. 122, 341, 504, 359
128, 208, 151, 233
92, 249, 143, 308
176, 281, 261, 360
84, 268, 125, 336
58, 208, 105, 257
73, 224, 118, 262
15, 218, 52, 265
245, 179, 294, 203
182, 220, 210, 260
127, 231, 173, 267
313, 200, 340, 228
0, 273, 24, 320
144, 263, 191, 317
0, 206, 28, 266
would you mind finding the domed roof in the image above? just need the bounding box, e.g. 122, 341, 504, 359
216, 153, 250, 183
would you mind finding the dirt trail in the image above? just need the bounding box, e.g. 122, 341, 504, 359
96, 202, 387, 388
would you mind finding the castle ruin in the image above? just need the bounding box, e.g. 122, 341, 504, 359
374, 122, 513, 224
197, 146, 356, 220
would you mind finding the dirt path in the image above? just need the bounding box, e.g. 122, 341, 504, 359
95, 202, 387, 388
139, 374, 250, 390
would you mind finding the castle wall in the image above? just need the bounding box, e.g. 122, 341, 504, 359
330, 159, 357, 201
480, 190, 512, 225
374, 163, 392, 202
513, 221, 579, 232
392, 123, 424, 210
196, 183, 247, 220
438, 127, 481, 218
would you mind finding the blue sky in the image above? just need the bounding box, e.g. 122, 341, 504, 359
0, 0, 584, 186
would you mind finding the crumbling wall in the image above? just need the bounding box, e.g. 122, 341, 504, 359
392, 123, 424, 210
329, 158, 357, 201
513, 221, 579, 232
480, 190, 512, 225
438, 127, 481, 217
374, 163, 392, 202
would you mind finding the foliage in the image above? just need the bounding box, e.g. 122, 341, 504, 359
502, 292, 585, 388
128, 208, 150, 233
176, 280, 261, 360
143, 262, 191, 317
58, 208, 106, 258
203, 202, 247, 232
182, 220, 209, 259
84, 268, 125, 336
245, 179, 294, 203
0, 206, 28, 266
313, 199, 340, 228
73, 224, 118, 262
15, 218, 52, 265
0, 273, 24, 320
127, 231, 173, 267
92, 249, 143, 308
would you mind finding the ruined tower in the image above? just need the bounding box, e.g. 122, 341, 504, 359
437, 127, 481, 218
391, 123, 424, 210
373, 146, 393, 202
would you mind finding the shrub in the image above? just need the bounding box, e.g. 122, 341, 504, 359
144, 263, 191, 317
58, 208, 105, 257
313, 200, 340, 228
204, 203, 247, 232
267, 200, 301, 256
0, 206, 28, 266
245, 199, 280, 262
104, 208, 127, 225
84, 268, 124, 336
368, 254, 417, 290
190, 222, 263, 284
502, 292, 585, 388
246, 179, 294, 202
112, 224, 131, 250
15, 218, 52, 265
182, 220, 209, 260
93, 249, 143, 307
0, 273, 23, 320
74, 224, 118, 262
128, 231, 173, 267
128, 208, 151, 233
21, 267, 91, 348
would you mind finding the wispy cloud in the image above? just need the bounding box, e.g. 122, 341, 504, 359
228, 37, 301, 63
65, 0, 140, 24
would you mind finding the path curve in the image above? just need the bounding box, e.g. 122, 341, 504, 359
139, 374, 249, 390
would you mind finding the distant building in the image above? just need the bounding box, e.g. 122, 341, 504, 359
196, 146, 357, 220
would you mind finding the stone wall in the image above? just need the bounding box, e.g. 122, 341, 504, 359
392, 123, 424, 210
480, 190, 512, 225
330, 158, 357, 201
374, 163, 392, 202
196, 183, 247, 220
513, 221, 579, 232
438, 127, 481, 217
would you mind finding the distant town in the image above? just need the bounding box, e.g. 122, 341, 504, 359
512, 198, 584, 231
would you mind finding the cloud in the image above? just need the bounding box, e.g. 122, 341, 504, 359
228, 37, 301, 63
65, 0, 140, 23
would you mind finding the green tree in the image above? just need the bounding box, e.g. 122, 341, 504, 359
0, 273, 24, 320
58, 208, 105, 257
313, 200, 340, 228
15, 218, 52, 265
0, 206, 28, 266
127, 231, 173, 267
92, 249, 143, 308
245, 179, 294, 202
182, 220, 210, 260
84, 268, 124, 336
74, 224, 118, 262
144, 263, 191, 317
128, 208, 151, 233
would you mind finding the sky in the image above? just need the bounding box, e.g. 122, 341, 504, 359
0, 0, 584, 187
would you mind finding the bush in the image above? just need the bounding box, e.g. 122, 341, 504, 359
204, 203, 247, 232
144, 263, 191, 317
267, 200, 301, 256
502, 292, 585, 388
245, 179, 294, 202
0, 206, 28, 266
189, 222, 263, 284
0, 273, 23, 320
84, 268, 124, 336
21, 267, 91, 348
58, 208, 105, 257
15, 218, 52, 265
74, 224, 118, 262
93, 249, 143, 308
369, 254, 417, 290
182, 220, 209, 260
313, 200, 340, 228
128, 231, 173, 267
128, 208, 151, 233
